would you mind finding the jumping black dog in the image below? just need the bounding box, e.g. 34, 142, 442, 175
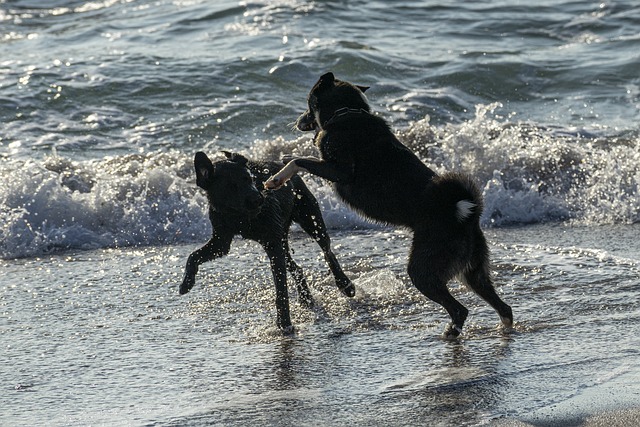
265, 72, 513, 338
180, 151, 354, 333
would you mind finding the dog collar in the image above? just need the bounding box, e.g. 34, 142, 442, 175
322, 107, 371, 128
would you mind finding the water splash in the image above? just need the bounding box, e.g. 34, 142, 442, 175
2, 105, 638, 259
399, 103, 639, 226
0, 150, 209, 259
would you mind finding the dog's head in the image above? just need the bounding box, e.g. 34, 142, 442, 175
194, 151, 265, 215
296, 72, 370, 132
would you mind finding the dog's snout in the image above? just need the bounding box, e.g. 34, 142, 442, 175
296, 111, 317, 132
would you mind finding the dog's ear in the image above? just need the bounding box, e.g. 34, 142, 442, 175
317, 72, 336, 91
221, 151, 248, 166
194, 151, 215, 189
356, 85, 370, 93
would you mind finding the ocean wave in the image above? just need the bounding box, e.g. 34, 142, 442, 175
400, 103, 639, 226
0, 150, 210, 259
1, 105, 638, 259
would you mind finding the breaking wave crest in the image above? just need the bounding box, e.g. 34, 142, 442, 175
2, 104, 638, 259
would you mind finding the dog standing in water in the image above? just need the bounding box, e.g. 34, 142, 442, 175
265, 73, 513, 338
181, 151, 354, 333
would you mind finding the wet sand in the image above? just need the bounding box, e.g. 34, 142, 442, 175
496, 407, 640, 427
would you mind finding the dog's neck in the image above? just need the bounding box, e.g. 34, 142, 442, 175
322, 107, 370, 128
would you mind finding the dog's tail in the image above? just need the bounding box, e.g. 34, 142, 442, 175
455, 199, 477, 222
433, 172, 484, 224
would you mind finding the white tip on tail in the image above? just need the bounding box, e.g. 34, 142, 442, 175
455, 200, 476, 222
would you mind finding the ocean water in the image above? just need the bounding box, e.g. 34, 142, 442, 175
1, 1, 639, 426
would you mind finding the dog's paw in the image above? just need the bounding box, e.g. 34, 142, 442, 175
179, 280, 193, 295
280, 325, 295, 336
500, 315, 514, 329
442, 323, 463, 340
264, 160, 301, 190
179, 270, 196, 295
337, 277, 356, 298
264, 176, 283, 190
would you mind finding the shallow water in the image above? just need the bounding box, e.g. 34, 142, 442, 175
2, 224, 639, 426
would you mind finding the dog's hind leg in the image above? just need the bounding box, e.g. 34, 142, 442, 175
291, 181, 355, 297
283, 240, 314, 308
264, 241, 294, 333
461, 231, 513, 327
180, 234, 232, 295
408, 239, 469, 338
462, 266, 513, 328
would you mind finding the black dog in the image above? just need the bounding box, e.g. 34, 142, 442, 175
180, 151, 354, 333
265, 72, 513, 338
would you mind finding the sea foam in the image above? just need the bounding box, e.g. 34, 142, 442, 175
1, 105, 638, 259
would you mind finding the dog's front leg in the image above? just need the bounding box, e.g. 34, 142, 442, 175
264, 158, 311, 190
180, 235, 232, 295
294, 157, 353, 183
264, 241, 294, 334
264, 157, 352, 189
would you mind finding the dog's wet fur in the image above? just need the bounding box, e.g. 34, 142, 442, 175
181, 151, 354, 333
265, 72, 513, 338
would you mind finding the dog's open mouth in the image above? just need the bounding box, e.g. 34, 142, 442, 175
297, 121, 317, 132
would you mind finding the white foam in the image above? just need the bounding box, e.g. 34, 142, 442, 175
2, 105, 638, 258
399, 103, 639, 227
0, 150, 210, 259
